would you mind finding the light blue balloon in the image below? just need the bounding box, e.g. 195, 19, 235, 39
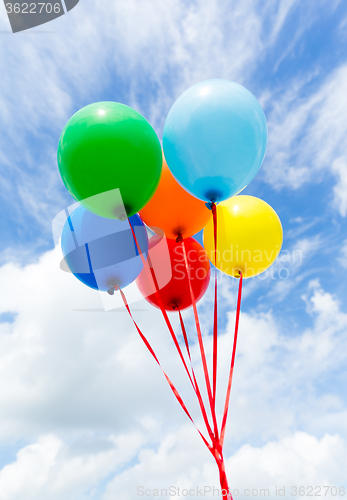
163, 79, 268, 202
61, 206, 148, 292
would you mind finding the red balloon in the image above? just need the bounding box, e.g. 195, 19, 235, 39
136, 236, 211, 311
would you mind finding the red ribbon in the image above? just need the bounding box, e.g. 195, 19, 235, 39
211, 203, 233, 500
118, 287, 213, 452
129, 222, 215, 445
178, 308, 231, 500
128, 223, 198, 396
177, 309, 215, 443
180, 239, 220, 443
220, 271, 243, 447
122, 216, 244, 500
212, 203, 218, 419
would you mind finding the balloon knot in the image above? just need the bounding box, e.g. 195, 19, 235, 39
205, 202, 213, 210
176, 234, 183, 243
107, 284, 120, 295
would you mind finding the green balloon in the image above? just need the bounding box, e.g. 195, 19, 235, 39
57, 102, 162, 219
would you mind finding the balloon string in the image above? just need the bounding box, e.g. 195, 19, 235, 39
117, 286, 214, 453
212, 203, 218, 415
220, 271, 243, 447
178, 309, 215, 443
129, 221, 219, 446
210, 205, 232, 500
119, 285, 228, 477
127, 221, 233, 498
180, 239, 220, 445
128, 221, 230, 494
218, 456, 232, 500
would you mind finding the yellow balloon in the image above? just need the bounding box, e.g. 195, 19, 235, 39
203, 195, 283, 278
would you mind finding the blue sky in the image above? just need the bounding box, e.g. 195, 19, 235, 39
0, 0, 347, 498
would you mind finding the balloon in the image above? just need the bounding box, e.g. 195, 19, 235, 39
57, 102, 162, 219
203, 196, 283, 278
136, 236, 210, 311
163, 79, 267, 202
61, 205, 148, 291
139, 155, 212, 240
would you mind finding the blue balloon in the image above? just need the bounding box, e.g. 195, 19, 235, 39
163, 79, 268, 202
61, 206, 148, 292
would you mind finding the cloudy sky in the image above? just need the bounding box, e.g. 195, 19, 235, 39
1, 0, 347, 498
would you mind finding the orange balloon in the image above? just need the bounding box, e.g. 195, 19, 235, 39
140, 157, 212, 239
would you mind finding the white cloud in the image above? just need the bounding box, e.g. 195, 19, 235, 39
0, 0, 331, 249
0, 245, 346, 497
1, 429, 346, 500
227, 431, 347, 493
0, 435, 63, 500
0, 246, 189, 440
338, 239, 347, 268
263, 64, 347, 216
261, 235, 322, 302
1, 2, 347, 495
210, 279, 347, 448
332, 157, 347, 217
0, 431, 149, 500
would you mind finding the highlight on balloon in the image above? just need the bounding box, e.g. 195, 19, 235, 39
53, 79, 283, 500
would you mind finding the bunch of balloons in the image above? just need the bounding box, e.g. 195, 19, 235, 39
57, 80, 283, 500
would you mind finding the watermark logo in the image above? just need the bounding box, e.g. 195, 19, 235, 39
52, 189, 301, 311
3, 0, 79, 33
52, 189, 172, 311
136, 485, 346, 497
